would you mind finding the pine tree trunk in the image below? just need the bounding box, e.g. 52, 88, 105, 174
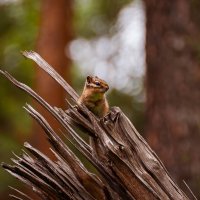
144, 0, 200, 197
32, 0, 73, 155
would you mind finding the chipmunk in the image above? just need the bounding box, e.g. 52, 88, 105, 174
78, 75, 109, 118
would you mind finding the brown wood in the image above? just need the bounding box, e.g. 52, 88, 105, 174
144, 0, 200, 197
32, 0, 73, 155
0, 51, 189, 200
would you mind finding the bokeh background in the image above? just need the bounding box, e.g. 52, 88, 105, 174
0, 0, 200, 199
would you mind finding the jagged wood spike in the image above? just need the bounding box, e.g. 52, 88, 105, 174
117, 112, 184, 199
23, 105, 109, 200
9, 186, 33, 200
2, 163, 50, 200
0, 51, 190, 200
21, 50, 79, 101
23, 143, 94, 200
9, 194, 24, 200
49, 148, 97, 200
23, 104, 93, 167
9, 164, 62, 199
0, 70, 93, 156
23, 104, 136, 199
53, 107, 93, 152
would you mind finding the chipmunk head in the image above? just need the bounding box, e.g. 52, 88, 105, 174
85, 75, 109, 93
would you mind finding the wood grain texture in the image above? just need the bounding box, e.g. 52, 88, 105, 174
0, 51, 189, 200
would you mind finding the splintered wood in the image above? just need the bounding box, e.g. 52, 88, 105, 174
0, 51, 189, 200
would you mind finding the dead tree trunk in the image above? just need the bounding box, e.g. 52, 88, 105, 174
0, 51, 189, 200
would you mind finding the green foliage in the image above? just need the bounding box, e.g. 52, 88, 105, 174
73, 0, 132, 37
191, 0, 200, 25
0, 0, 40, 193
0, 0, 40, 132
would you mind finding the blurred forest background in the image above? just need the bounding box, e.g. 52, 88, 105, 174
0, 0, 200, 199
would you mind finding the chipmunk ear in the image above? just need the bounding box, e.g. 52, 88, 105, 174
86, 75, 92, 83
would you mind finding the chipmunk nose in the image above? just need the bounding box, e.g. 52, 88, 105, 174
105, 85, 109, 91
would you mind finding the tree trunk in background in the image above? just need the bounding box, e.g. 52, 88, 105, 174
32, 0, 73, 155
144, 0, 200, 198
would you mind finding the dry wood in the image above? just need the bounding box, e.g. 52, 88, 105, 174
0, 51, 189, 200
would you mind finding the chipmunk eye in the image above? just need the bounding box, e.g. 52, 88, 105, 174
95, 81, 100, 86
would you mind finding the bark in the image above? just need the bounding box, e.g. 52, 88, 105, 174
33, 0, 73, 154
144, 0, 200, 197
0, 51, 189, 200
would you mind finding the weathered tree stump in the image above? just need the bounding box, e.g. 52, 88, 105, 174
0, 51, 189, 200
